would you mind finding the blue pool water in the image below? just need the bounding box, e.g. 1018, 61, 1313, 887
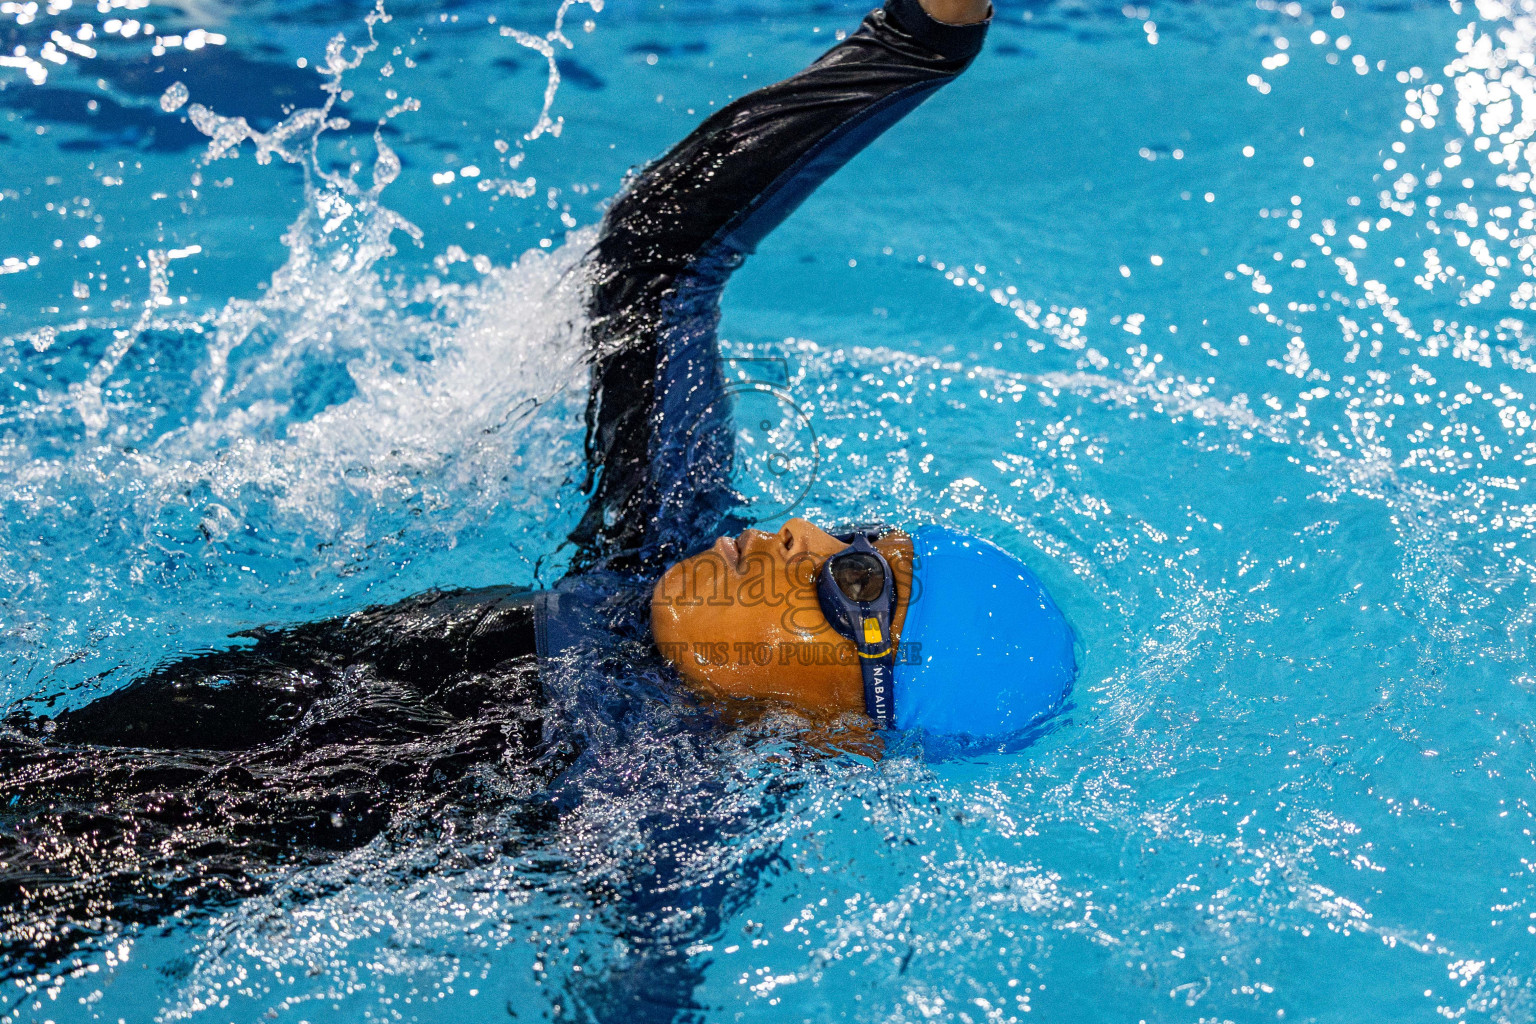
4, 0, 1536, 1019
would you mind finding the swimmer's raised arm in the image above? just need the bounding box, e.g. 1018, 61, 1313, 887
571, 0, 992, 568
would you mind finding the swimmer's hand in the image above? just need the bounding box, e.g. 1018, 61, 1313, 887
918, 0, 992, 25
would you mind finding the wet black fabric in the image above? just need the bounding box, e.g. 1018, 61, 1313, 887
1, 0, 987, 1004
573, 0, 987, 568
49, 587, 543, 750
0, 588, 571, 982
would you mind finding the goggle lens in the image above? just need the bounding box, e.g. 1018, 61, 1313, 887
830, 551, 886, 603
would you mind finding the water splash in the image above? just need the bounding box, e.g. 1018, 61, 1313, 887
499, 0, 606, 143
68, 247, 172, 435
0, 0, 608, 695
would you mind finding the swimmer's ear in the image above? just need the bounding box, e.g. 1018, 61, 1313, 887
707, 695, 773, 730
796, 715, 885, 763
714, 702, 885, 762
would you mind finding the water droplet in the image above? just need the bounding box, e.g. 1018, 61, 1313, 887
159, 80, 188, 113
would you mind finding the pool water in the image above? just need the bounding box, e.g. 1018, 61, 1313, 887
4, 0, 1536, 1019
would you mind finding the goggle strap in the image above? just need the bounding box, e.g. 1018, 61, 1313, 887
816, 536, 899, 729
861, 652, 897, 728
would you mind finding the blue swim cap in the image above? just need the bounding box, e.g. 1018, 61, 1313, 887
894, 526, 1077, 739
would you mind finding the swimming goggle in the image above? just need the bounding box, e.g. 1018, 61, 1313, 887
815, 529, 898, 728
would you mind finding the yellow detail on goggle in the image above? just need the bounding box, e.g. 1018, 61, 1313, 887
862, 617, 883, 645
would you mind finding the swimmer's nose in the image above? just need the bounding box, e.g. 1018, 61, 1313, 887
734, 527, 785, 568
778, 517, 837, 560
736, 519, 838, 571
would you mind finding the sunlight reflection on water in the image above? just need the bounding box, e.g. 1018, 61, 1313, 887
4, 0, 1536, 1020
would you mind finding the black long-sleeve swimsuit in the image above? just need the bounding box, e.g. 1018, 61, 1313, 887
0, 0, 987, 989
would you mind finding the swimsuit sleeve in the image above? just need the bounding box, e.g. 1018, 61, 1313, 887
45, 587, 541, 750
570, 0, 990, 569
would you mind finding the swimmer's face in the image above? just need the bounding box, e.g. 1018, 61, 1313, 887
650, 518, 914, 719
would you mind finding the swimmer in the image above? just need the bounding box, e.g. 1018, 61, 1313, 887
2, 0, 1074, 995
